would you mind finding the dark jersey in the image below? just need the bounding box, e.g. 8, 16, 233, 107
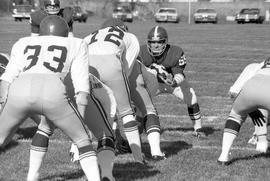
29, 7, 74, 34
139, 44, 187, 75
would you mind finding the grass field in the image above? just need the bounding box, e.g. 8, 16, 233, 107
0, 17, 270, 181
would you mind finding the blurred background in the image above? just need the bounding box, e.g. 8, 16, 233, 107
0, 0, 270, 23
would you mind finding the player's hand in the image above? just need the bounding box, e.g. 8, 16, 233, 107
150, 63, 174, 85
249, 109, 266, 127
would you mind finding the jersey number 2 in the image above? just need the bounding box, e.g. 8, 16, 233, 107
89, 27, 124, 46
24, 45, 67, 72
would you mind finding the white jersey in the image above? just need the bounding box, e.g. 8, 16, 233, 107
84, 26, 140, 74
229, 61, 264, 95
1, 36, 89, 94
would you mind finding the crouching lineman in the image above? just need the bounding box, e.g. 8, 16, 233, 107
83, 18, 145, 164
218, 58, 270, 165
69, 71, 117, 181
0, 16, 100, 181
139, 26, 205, 138
228, 60, 269, 153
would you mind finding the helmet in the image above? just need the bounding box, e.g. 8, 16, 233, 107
0, 53, 9, 76
101, 18, 128, 32
44, 0, 60, 15
40, 15, 69, 37
147, 26, 168, 56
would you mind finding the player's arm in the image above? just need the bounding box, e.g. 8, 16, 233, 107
0, 41, 24, 104
171, 51, 187, 87
229, 62, 262, 99
125, 33, 140, 75
70, 40, 90, 118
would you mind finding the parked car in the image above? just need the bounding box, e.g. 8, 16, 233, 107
112, 6, 133, 22
154, 8, 179, 23
235, 8, 264, 24
72, 6, 88, 23
193, 8, 218, 24
12, 4, 35, 21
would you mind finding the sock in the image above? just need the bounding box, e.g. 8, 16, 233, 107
219, 132, 237, 161
78, 145, 100, 181
98, 150, 115, 180
219, 119, 240, 161
27, 130, 50, 181
122, 114, 143, 162
188, 103, 202, 130
147, 131, 163, 156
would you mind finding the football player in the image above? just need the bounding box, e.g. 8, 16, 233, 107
83, 18, 145, 164
138, 26, 205, 138
29, 0, 74, 37
218, 58, 270, 165
0, 53, 9, 76
0, 16, 100, 181
128, 59, 166, 160
229, 61, 269, 152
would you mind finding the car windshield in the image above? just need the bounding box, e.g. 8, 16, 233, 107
240, 9, 259, 14
14, 5, 32, 12
74, 7, 81, 12
113, 8, 123, 13
158, 9, 176, 13
196, 9, 216, 13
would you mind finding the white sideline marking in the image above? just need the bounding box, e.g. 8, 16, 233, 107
18, 139, 256, 151
159, 115, 219, 122
156, 95, 229, 100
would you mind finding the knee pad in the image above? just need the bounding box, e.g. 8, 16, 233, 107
145, 114, 161, 135
97, 136, 115, 153
224, 119, 241, 135
31, 129, 51, 152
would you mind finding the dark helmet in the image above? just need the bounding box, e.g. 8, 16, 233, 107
0, 53, 9, 76
40, 15, 69, 37
101, 18, 128, 32
147, 26, 168, 56
44, 0, 60, 15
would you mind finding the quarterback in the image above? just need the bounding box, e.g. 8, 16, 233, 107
139, 26, 205, 137
0, 16, 100, 181
29, 0, 74, 37
218, 58, 270, 165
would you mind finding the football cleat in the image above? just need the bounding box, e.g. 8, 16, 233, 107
151, 153, 167, 161
192, 128, 207, 139
217, 160, 231, 166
